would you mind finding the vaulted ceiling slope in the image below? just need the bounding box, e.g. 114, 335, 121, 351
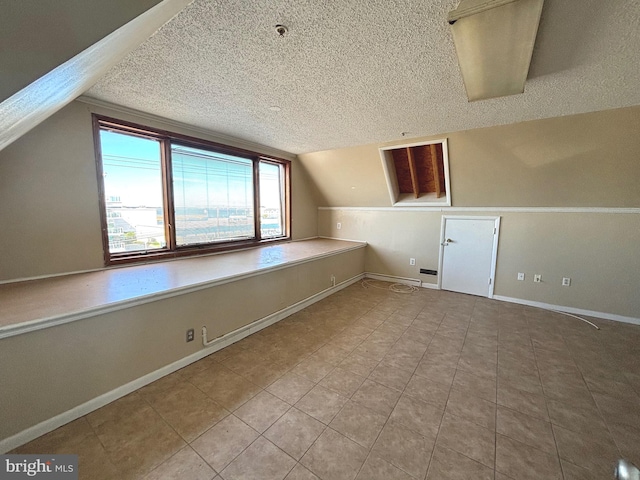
85, 0, 640, 154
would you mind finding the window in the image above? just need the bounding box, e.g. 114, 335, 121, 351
93, 116, 290, 265
379, 139, 451, 207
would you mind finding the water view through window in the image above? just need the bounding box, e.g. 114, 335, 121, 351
171, 145, 254, 245
99, 130, 166, 254
96, 117, 290, 263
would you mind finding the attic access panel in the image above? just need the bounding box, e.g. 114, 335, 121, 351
380, 139, 451, 207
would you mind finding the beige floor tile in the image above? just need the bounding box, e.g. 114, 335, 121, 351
353, 339, 394, 361
264, 407, 326, 460
16, 424, 120, 480
144, 446, 216, 480
381, 350, 423, 373
301, 428, 368, 480
546, 397, 610, 438
608, 421, 640, 466
295, 385, 348, 424
404, 374, 451, 410
497, 383, 548, 421
414, 360, 457, 387
193, 368, 262, 411
355, 455, 414, 480
240, 361, 289, 388
390, 394, 443, 439
401, 326, 435, 346
495, 434, 562, 480
452, 370, 496, 402
319, 367, 366, 397
145, 381, 229, 442
191, 414, 259, 473
494, 473, 514, 480
339, 353, 379, 377
291, 356, 335, 383
14, 417, 95, 453
89, 395, 186, 478
14, 285, 640, 480
436, 413, 495, 469
369, 364, 412, 391
221, 436, 295, 480
234, 390, 291, 433
330, 400, 387, 449
497, 369, 544, 396
552, 424, 621, 476
585, 374, 640, 403
139, 371, 188, 397
496, 406, 556, 454
312, 344, 352, 366
351, 379, 401, 417
285, 464, 320, 480
267, 372, 315, 405
371, 420, 435, 479
560, 459, 601, 480
445, 388, 496, 431
426, 445, 494, 480
593, 392, 640, 429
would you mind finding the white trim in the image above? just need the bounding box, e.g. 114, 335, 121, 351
318, 206, 640, 214
318, 235, 368, 244
0, 266, 106, 286
421, 282, 440, 290
0, 273, 364, 454
378, 138, 452, 207
77, 96, 296, 161
0, 242, 367, 340
364, 272, 422, 287
493, 295, 640, 326
438, 216, 501, 298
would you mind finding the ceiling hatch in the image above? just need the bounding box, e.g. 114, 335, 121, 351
380, 139, 451, 207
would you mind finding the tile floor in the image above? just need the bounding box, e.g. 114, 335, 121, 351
13, 281, 640, 479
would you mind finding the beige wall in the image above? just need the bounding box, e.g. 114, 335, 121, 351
0, 248, 364, 442
303, 107, 640, 319
319, 209, 640, 318
0, 0, 162, 103
0, 101, 318, 281
300, 106, 640, 208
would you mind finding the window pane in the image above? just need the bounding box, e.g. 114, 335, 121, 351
259, 161, 284, 238
99, 130, 166, 254
171, 145, 254, 246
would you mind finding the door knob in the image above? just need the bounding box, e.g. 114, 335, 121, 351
442, 238, 453, 246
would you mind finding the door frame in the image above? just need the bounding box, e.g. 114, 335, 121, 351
437, 215, 501, 298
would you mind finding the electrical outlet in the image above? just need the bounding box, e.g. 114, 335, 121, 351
562, 277, 571, 286
336, 222, 342, 230
330, 274, 336, 286
186, 328, 194, 342
517, 272, 525, 281
534, 274, 542, 283
409, 258, 416, 266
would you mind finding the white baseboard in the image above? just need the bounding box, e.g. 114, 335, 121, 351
364, 272, 422, 287
0, 273, 363, 454
493, 295, 640, 326
363, 272, 440, 291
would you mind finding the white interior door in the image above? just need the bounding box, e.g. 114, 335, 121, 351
439, 216, 500, 297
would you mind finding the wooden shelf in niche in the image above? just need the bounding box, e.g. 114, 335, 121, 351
380, 139, 451, 206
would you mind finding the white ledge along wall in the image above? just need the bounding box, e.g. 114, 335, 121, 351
0, 100, 351, 450
298, 105, 640, 322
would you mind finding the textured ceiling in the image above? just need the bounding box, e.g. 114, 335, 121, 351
85, 0, 640, 154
